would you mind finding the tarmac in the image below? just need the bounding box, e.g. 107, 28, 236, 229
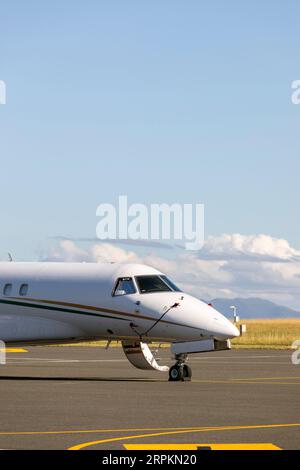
0, 346, 299, 450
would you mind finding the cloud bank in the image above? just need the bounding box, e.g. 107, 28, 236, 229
43, 234, 300, 310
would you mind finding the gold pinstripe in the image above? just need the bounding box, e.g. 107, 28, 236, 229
7, 296, 202, 332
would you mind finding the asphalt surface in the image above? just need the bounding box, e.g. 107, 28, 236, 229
0, 347, 299, 450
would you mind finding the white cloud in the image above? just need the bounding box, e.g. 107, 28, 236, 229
91, 244, 139, 264
44, 240, 89, 262
201, 233, 300, 262
43, 234, 300, 310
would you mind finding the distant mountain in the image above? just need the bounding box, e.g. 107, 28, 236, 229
210, 298, 300, 319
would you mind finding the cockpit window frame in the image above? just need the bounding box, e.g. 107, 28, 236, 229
112, 277, 137, 297
159, 275, 182, 292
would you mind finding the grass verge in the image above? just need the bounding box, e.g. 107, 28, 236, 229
232, 318, 300, 349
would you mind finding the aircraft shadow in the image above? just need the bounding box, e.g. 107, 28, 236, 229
0, 375, 165, 383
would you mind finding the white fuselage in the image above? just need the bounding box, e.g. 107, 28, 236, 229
0, 262, 239, 345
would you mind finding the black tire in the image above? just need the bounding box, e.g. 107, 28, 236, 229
169, 365, 184, 382
182, 364, 192, 381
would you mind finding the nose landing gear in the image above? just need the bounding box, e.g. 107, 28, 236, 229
168, 354, 192, 382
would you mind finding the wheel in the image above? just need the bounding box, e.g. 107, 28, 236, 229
182, 364, 192, 381
169, 365, 184, 382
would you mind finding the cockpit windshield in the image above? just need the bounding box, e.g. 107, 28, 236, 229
135, 275, 181, 294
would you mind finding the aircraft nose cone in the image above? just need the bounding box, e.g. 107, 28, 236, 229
226, 321, 240, 338
210, 306, 240, 339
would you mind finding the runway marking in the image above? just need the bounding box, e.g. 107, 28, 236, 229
192, 379, 300, 385
0, 348, 27, 353
68, 423, 300, 450
0, 422, 298, 440
191, 355, 290, 359
124, 443, 281, 450
0, 426, 253, 437
190, 361, 290, 365
232, 376, 300, 381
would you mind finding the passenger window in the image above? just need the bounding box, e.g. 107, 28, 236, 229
113, 277, 136, 296
3, 283, 12, 296
19, 284, 28, 296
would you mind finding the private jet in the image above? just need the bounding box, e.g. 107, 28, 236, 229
0, 262, 239, 381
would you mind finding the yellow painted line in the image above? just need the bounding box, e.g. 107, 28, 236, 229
0, 348, 27, 353
68, 423, 300, 450
232, 376, 300, 381
230, 381, 300, 385
0, 426, 235, 437
0, 422, 299, 441
124, 443, 281, 450
192, 379, 300, 385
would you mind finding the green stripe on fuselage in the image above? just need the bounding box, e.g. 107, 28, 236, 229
0, 298, 130, 323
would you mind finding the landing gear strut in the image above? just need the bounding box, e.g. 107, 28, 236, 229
168, 354, 192, 382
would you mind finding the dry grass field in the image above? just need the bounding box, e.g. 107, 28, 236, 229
232, 318, 300, 349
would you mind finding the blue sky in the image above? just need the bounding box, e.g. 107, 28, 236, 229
1, 1, 300, 262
